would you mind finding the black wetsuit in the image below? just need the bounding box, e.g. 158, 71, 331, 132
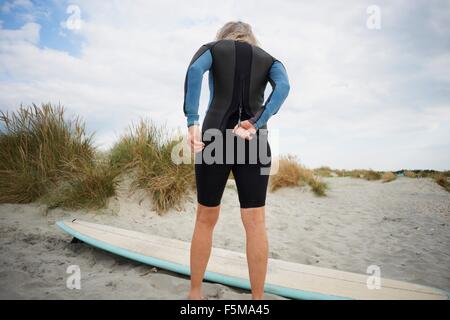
183, 39, 290, 208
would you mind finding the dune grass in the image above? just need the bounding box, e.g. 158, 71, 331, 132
270, 155, 327, 196
0, 104, 194, 213
42, 156, 121, 210
110, 119, 195, 213
404, 170, 417, 178
335, 169, 382, 180
0, 104, 94, 202
381, 172, 397, 183
363, 169, 382, 181
434, 174, 450, 193
313, 166, 334, 177
335, 169, 364, 178
308, 177, 328, 196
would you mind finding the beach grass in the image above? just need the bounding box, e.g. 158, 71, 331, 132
270, 155, 327, 196
434, 174, 450, 193
381, 172, 397, 183
308, 177, 328, 196
313, 166, 334, 177
335, 169, 363, 178
335, 169, 382, 180
111, 119, 195, 213
363, 169, 382, 181
41, 156, 121, 210
0, 103, 96, 204
404, 170, 417, 178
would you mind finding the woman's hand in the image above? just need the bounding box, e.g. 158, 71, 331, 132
188, 125, 205, 152
233, 120, 257, 140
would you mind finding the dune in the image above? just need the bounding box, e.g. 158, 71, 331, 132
0, 175, 449, 299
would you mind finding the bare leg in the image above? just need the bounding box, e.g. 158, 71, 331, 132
241, 206, 268, 300
189, 203, 220, 300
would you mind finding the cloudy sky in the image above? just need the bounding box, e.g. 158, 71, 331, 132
1, 0, 449, 170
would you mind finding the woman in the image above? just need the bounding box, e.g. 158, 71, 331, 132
183, 21, 290, 300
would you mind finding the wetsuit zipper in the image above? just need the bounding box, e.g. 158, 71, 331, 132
238, 77, 245, 126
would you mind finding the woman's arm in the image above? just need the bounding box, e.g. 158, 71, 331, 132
248, 61, 290, 129
183, 47, 213, 127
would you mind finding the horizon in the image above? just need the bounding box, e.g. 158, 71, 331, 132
1, 0, 449, 171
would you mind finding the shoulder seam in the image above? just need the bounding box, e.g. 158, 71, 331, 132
253, 45, 277, 61
204, 40, 220, 49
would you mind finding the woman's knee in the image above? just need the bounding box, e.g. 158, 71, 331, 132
196, 203, 220, 227
240, 207, 265, 231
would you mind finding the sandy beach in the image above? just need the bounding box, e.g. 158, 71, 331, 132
0, 176, 449, 299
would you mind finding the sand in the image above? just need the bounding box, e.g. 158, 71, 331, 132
0, 176, 449, 299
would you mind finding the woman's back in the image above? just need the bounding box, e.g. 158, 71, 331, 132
183, 39, 289, 133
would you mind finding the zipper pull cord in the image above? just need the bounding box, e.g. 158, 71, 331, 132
238, 104, 242, 126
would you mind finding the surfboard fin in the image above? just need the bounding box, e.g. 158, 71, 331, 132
70, 237, 83, 244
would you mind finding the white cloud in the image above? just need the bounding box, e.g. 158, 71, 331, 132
0, 21, 40, 44
0, 0, 449, 170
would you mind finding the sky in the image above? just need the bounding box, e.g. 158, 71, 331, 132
0, 0, 449, 171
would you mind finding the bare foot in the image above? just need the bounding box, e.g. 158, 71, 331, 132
188, 290, 207, 300
188, 295, 208, 300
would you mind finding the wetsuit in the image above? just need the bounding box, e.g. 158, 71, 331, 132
183, 39, 290, 208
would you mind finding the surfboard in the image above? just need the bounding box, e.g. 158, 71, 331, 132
56, 219, 449, 300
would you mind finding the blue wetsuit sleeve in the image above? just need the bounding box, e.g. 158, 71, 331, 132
183, 49, 212, 127
249, 61, 290, 129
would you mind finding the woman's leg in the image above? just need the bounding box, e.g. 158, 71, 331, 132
233, 135, 271, 299
189, 203, 220, 299
191, 155, 231, 299
241, 206, 268, 300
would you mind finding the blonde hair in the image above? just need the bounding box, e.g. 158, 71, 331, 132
216, 21, 259, 46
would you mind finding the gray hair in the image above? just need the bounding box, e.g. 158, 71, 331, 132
216, 21, 259, 46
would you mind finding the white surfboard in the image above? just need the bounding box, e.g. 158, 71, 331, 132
57, 219, 448, 300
